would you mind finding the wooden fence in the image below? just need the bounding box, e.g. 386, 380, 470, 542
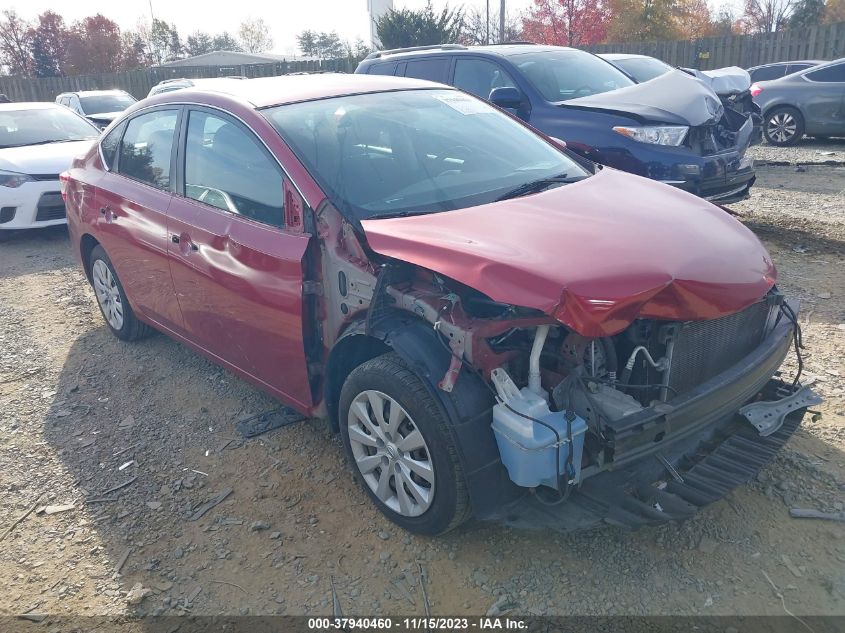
586, 22, 845, 69
0, 58, 356, 102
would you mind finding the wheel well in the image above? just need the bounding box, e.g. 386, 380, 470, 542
79, 234, 100, 283
763, 104, 803, 121
324, 332, 391, 431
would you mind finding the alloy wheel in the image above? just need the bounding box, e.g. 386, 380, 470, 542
347, 390, 435, 517
92, 259, 124, 330
767, 112, 797, 144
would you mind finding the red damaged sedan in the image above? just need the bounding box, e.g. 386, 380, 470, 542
63, 74, 819, 535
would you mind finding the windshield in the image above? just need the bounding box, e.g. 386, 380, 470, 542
263, 89, 589, 221
508, 51, 634, 102
79, 93, 136, 114
612, 57, 673, 83
0, 106, 99, 148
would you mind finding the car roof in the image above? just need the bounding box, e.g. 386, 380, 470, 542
804, 57, 845, 68
598, 53, 653, 61
366, 43, 575, 62
146, 73, 447, 109
0, 102, 64, 111
748, 60, 825, 70
58, 89, 129, 96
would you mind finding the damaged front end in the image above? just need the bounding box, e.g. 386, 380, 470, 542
564, 70, 759, 203
343, 180, 819, 528
688, 66, 763, 144
366, 269, 818, 528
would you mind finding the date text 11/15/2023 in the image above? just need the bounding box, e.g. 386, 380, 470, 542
306, 617, 528, 630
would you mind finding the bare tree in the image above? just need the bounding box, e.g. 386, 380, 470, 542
238, 18, 273, 54
740, 0, 795, 32
461, 5, 523, 45
0, 10, 33, 76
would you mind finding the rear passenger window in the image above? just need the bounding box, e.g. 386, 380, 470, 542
183, 110, 284, 227
100, 121, 126, 170
118, 109, 178, 190
404, 59, 449, 83
368, 62, 397, 76
453, 58, 516, 99
806, 64, 845, 82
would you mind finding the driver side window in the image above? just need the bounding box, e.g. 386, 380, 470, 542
184, 110, 284, 227
453, 59, 516, 100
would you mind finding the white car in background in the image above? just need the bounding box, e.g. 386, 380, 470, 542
55, 89, 137, 129
0, 103, 98, 235
147, 76, 247, 97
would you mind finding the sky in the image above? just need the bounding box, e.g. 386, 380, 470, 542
3, 1, 537, 57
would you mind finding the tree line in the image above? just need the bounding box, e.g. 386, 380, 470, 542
0, 10, 275, 77
371, 0, 843, 50
2, 1, 840, 79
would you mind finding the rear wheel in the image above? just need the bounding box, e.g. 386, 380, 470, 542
764, 107, 804, 146
89, 245, 152, 341
339, 353, 470, 535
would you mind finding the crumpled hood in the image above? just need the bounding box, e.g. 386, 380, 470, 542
0, 140, 94, 175
362, 168, 776, 337
561, 70, 724, 126
688, 66, 751, 97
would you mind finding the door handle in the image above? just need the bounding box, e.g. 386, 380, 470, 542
172, 234, 199, 252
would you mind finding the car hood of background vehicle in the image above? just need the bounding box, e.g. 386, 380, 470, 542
86, 111, 122, 122
561, 70, 724, 127
688, 66, 752, 97
362, 168, 776, 338
0, 140, 95, 175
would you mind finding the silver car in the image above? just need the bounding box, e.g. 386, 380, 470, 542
752, 58, 845, 146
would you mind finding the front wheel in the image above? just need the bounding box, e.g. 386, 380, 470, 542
764, 107, 804, 146
89, 245, 152, 341
339, 353, 470, 535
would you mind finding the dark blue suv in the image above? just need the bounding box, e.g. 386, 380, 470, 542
356, 44, 756, 204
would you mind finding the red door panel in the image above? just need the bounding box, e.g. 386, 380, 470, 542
166, 197, 313, 409
95, 173, 183, 331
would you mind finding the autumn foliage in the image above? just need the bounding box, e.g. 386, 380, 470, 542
522, 0, 612, 46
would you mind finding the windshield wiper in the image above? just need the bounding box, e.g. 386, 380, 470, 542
494, 174, 583, 201
371, 208, 438, 219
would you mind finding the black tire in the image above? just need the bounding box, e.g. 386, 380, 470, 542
88, 245, 153, 341
339, 353, 470, 535
764, 106, 805, 147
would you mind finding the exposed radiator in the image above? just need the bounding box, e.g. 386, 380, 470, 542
668, 299, 773, 395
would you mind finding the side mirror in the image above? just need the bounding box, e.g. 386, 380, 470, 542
548, 136, 567, 150
489, 86, 523, 109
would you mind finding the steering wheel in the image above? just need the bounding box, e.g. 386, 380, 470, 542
573, 85, 593, 97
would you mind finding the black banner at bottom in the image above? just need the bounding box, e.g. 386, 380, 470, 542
2, 615, 843, 633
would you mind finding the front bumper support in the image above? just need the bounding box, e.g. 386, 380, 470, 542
498, 387, 808, 531
740, 385, 822, 436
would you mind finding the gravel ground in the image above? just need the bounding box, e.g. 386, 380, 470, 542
1, 146, 844, 620
749, 137, 845, 166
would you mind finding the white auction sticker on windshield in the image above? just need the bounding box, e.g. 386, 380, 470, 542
435, 93, 491, 115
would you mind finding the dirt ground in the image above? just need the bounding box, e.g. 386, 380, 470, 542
1, 139, 844, 621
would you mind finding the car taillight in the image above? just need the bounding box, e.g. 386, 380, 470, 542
59, 172, 70, 201
750, 83, 763, 97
